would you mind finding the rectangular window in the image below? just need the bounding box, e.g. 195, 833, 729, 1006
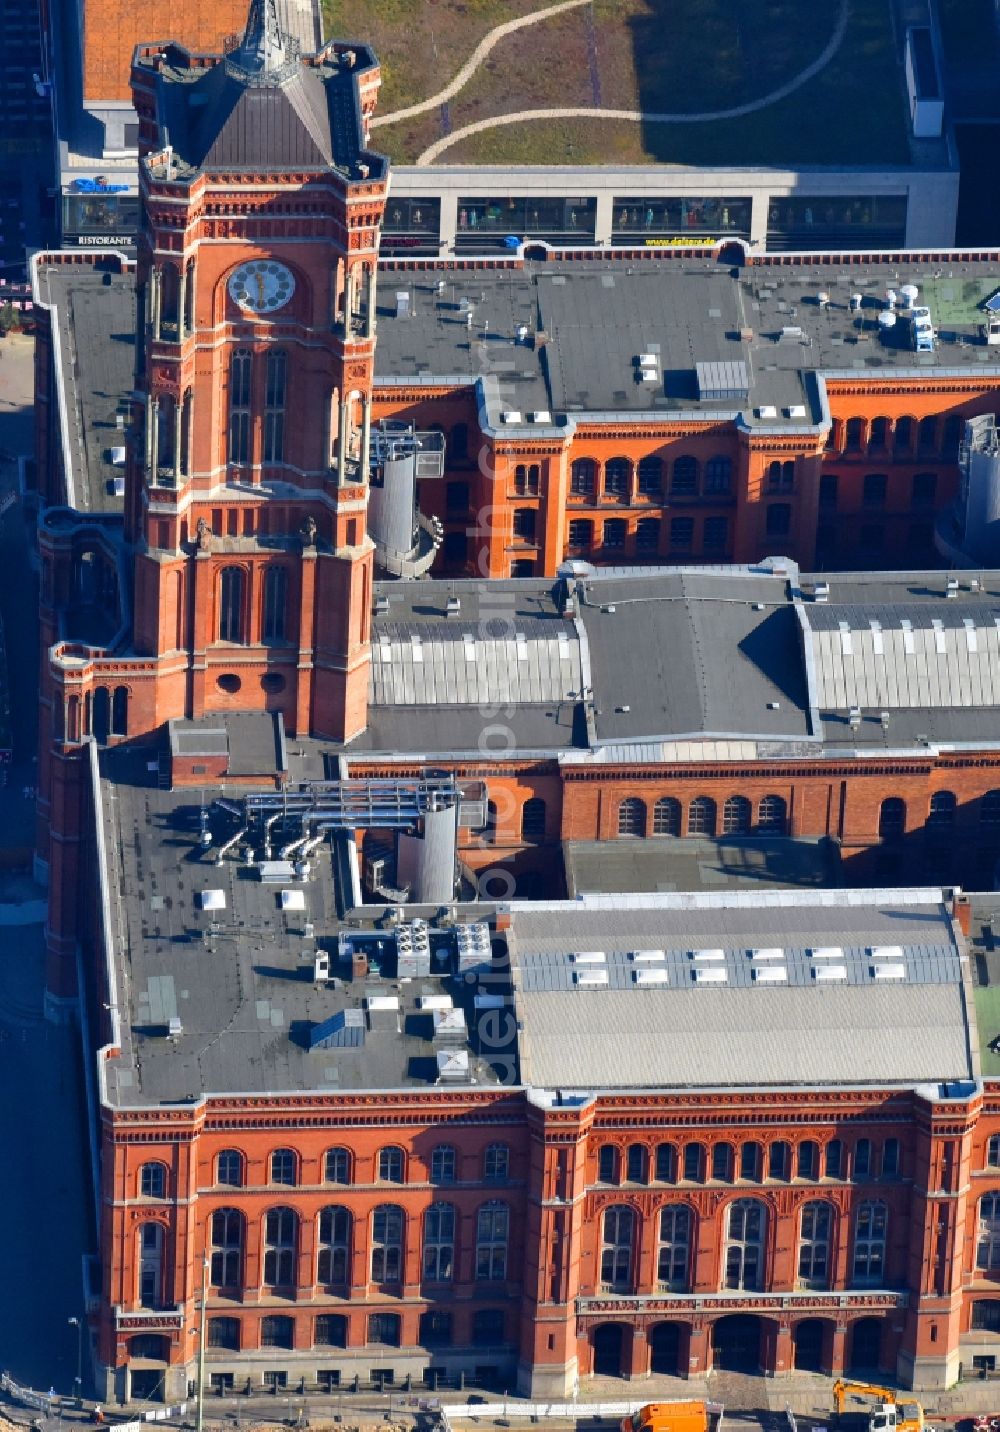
670, 516, 694, 549
864, 472, 887, 508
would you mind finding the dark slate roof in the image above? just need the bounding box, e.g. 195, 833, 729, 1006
162, 60, 341, 171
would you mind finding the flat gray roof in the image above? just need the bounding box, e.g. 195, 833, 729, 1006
97, 749, 515, 1107
508, 892, 976, 1091
32, 260, 134, 514
376, 258, 1000, 424
563, 835, 841, 897
357, 566, 1000, 760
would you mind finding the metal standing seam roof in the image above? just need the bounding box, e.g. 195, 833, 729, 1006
506, 898, 975, 1090
369, 618, 582, 707
804, 603, 1000, 710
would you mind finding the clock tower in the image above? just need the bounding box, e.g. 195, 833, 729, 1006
126, 0, 387, 739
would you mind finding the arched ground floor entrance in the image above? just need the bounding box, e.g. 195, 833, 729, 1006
711, 1314, 768, 1373
649, 1321, 688, 1376
793, 1317, 834, 1373
849, 1315, 886, 1375
592, 1321, 627, 1377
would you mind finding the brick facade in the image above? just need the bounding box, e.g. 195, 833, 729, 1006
93, 1052, 1000, 1400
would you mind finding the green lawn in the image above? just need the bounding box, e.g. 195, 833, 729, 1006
343, 0, 910, 168
974, 984, 1000, 1077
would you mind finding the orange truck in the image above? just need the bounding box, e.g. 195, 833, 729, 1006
622, 1402, 723, 1432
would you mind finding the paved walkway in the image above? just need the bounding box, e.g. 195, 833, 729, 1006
411, 0, 849, 165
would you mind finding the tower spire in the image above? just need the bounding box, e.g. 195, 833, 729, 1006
236, 0, 287, 74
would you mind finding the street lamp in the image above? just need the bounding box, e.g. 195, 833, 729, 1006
68, 1317, 83, 1403
195, 1256, 210, 1432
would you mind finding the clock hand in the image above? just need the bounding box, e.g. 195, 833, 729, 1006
255, 272, 265, 307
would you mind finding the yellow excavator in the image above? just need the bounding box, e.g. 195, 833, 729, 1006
832, 1380, 925, 1432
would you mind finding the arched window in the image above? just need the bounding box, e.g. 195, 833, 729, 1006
928, 790, 956, 829
368, 1312, 401, 1347
655, 1143, 677, 1183
657, 1205, 691, 1291
894, 415, 915, 452
215, 1149, 244, 1187
766, 502, 791, 536
740, 1141, 761, 1181
476, 1201, 509, 1280
722, 795, 751, 835
797, 1140, 819, 1180
262, 1314, 294, 1349
570, 458, 596, 496
981, 1194, 1000, 1272
853, 1200, 888, 1282
317, 1206, 351, 1286
324, 1147, 351, 1184
618, 797, 647, 837
567, 518, 593, 549
683, 1142, 705, 1183
484, 1142, 509, 1181
600, 1206, 635, 1290
854, 1138, 872, 1179
430, 1145, 456, 1184
604, 456, 630, 497
92, 687, 110, 745
757, 794, 786, 833
723, 1198, 766, 1290
869, 416, 891, 449
626, 1144, 648, 1183
653, 796, 681, 836
219, 568, 245, 643
688, 796, 716, 836
881, 1138, 900, 1178
637, 455, 662, 494
372, 1204, 404, 1283
378, 1146, 405, 1183
210, 1207, 243, 1288
672, 455, 698, 495
712, 1143, 734, 1182
208, 1317, 240, 1351
140, 1162, 166, 1198
983, 791, 1000, 827
112, 686, 128, 738
879, 797, 905, 841
768, 1140, 790, 1180
137, 1221, 164, 1308
598, 1145, 620, 1184
603, 517, 626, 549
988, 1135, 1000, 1169
263, 1207, 297, 1286
798, 1201, 833, 1288
422, 1202, 455, 1281
514, 463, 540, 496
636, 516, 661, 551
270, 1148, 296, 1185
521, 797, 546, 842
420, 1310, 453, 1348
263, 567, 288, 642
228, 349, 252, 466
824, 1139, 843, 1179
845, 417, 864, 451
315, 1313, 348, 1347
705, 455, 732, 493
943, 414, 964, 456
263, 349, 286, 463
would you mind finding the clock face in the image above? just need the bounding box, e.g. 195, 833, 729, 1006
228, 260, 295, 314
